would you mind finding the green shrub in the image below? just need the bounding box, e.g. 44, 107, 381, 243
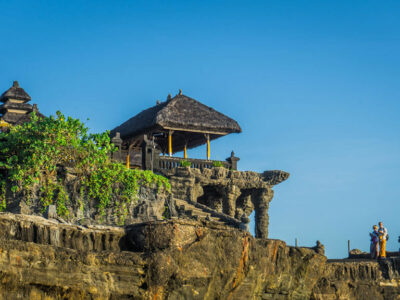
212, 161, 225, 168
180, 160, 192, 167
0, 111, 170, 223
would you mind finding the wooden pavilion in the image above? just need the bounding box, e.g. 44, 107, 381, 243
110, 90, 241, 170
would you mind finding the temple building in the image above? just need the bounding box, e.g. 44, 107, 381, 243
0, 81, 44, 128
110, 90, 241, 170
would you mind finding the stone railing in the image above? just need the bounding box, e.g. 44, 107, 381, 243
157, 156, 230, 170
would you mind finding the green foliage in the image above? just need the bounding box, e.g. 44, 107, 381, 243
179, 160, 192, 167
0, 180, 6, 212
0, 111, 170, 222
212, 161, 225, 168
82, 165, 170, 225
162, 202, 171, 220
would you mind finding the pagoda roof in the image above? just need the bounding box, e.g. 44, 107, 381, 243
0, 101, 33, 113
0, 81, 31, 103
13, 111, 46, 125
111, 93, 242, 142
1, 110, 45, 125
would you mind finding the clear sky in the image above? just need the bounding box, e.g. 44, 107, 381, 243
1, 0, 399, 258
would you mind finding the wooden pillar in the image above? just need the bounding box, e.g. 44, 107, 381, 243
168, 130, 173, 157
127, 143, 133, 169
206, 134, 210, 160
184, 144, 187, 159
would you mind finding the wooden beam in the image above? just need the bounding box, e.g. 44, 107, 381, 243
163, 126, 228, 136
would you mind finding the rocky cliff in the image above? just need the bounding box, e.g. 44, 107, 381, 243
6, 184, 172, 227
312, 258, 400, 299
4, 166, 289, 238
161, 167, 290, 239
0, 212, 399, 300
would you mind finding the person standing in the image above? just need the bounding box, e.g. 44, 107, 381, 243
378, 222, 388, 258
370, 225, 379, 259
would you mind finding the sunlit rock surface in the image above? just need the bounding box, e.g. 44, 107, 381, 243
0, 213, 399, 299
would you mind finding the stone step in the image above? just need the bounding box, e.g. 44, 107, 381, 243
177, 203, 210, 218
176, 199, 210, 214
174, 198, 232, 225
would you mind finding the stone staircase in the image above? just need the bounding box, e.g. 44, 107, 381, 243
173, 198, 242, 228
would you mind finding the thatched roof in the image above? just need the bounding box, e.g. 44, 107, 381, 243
0, 81, 31, 103
0, 101, 33, 113
110, 93, 241, 152
1, 112, 29, 124
13, 111, 46, 125
1, 110, 45, 125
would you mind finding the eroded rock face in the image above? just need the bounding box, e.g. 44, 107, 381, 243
161, 167, 289, 239
1, 213, 400, 300
3, 166, 289, 238
311, 260, 400, 299
0, 213, 324, 299
6, 185, 171, 226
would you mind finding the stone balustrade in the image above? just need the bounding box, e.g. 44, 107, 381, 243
157, 156, 230, 170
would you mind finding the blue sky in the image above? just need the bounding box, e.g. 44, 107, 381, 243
1, 0, 400, 258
